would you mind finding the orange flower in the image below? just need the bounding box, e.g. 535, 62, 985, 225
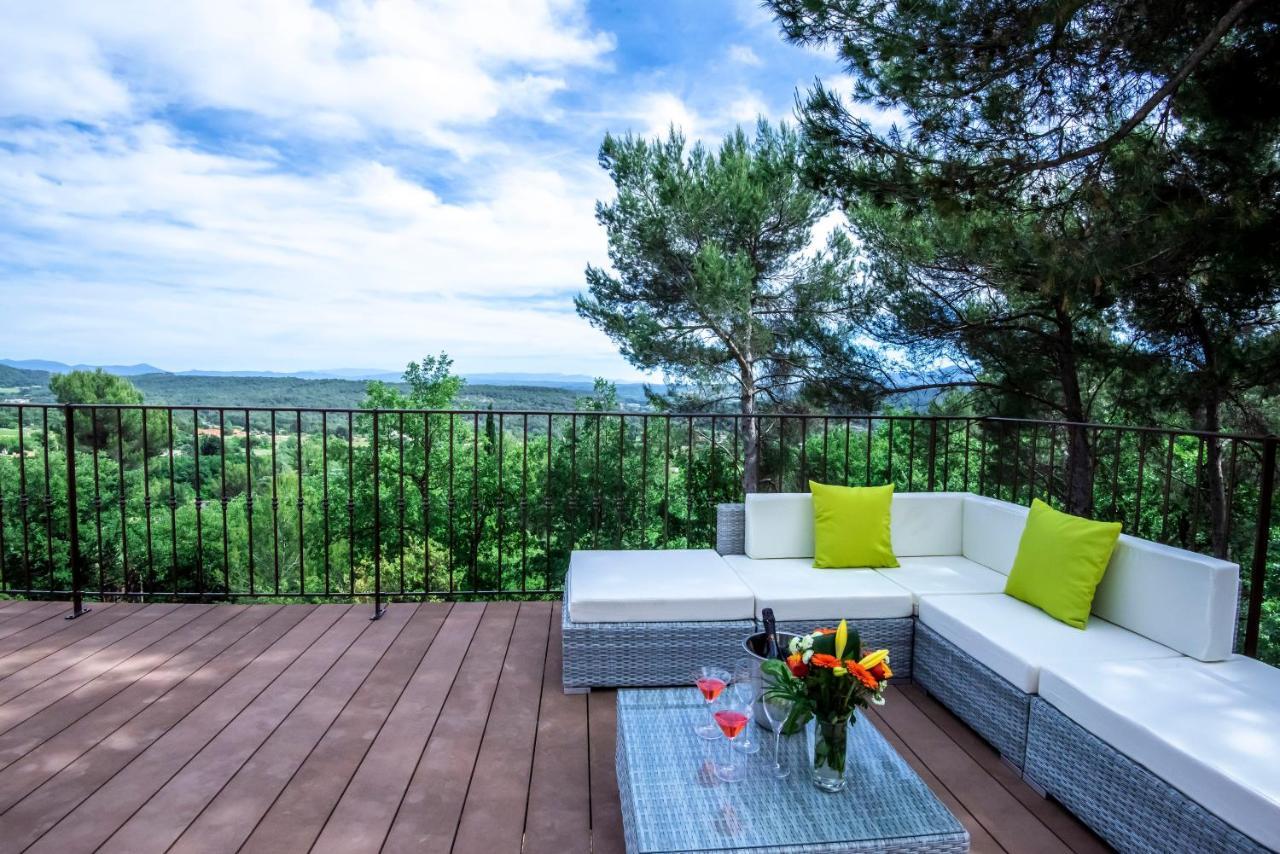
870, 661, 893, 681
809, 653, 840, 669
786, 653, 809, 678
845, 660, 879, 689
814, 628, 836, 635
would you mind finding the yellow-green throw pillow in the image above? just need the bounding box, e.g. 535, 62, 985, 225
810, 481, 899, 569
1004, 498, 1121, 629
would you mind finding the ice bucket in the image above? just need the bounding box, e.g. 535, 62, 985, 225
741, 631, 801, 729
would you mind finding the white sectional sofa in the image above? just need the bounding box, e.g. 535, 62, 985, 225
561, 490, 1279, 852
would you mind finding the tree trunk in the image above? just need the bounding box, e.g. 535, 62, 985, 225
1054, 302, 1094, 516
740, 380, 759, 495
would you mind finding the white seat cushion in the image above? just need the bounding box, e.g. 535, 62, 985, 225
919, 593, 1179, 693
567, 549, 755, 623
961, 495, 1028, 574
1039, 656, 1280, 850
876, 556, 1007, 609
722, 555, 913, 621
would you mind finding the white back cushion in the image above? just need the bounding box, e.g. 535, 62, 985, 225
744, 493, 813, 559
1093, 535, 1238, 662
743, 491, 965, 560
892, 493, 964, 556
961, 495, 1028, 574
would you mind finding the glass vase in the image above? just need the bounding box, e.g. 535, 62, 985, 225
805, 715, 853, 793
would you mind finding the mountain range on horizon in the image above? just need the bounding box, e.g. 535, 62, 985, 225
0, 358, 624, 387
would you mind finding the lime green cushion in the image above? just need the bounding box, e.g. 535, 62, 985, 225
1004, 498, 1122, 629
809, 481, 899, 569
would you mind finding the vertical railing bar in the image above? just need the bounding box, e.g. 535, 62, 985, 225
194, 409, 205, 602
244, 410, 254, 597
1110, 430, 1123, 522
1133, 433, 1147, 539
219, 410, 230, 597
296, 410, 305, 597
1188, 437, 1206, 548
569, 414, 577, 558
906, 419, 916, 491
400, 412, 407, 595
143, 411, 154, 597
886, 420, 894, 486
686, 415, 694, 544
641, 415, 649, 548
423, 412, 432, 594
371, 410, 383, 619
521, 414, 529, 593
91, 409, 104, 597
1225, 438, 1240, 545
1243, 435, 1276, 658
799, 417, 808, 488
963, 419, 972, 491
15, 406, 31, 595
663, 417, 671, 546
321, 411, 330, 597
63, 406, 87, 617
472, 413, 481, 592
926, 418, 938, 491
865, 417, 872, 486
843, 417, 851, 486
269, 410, 280, 596
45, 408, 59, 595
1046, 425, 1057, 503
544, 413, 552, 591
346, 411, 354, 597
594, 412, 602, 549
617, 414, 625, 549
1161, 433, 1176, 542
497, 412, 505, 592
447, 415, 456, 595
166, 409, 177, 599
940, 420, 951, 489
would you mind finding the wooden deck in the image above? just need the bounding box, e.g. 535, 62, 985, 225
0, 600, 1108, 853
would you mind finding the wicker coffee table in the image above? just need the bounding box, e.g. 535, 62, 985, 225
616, 688, 969, 853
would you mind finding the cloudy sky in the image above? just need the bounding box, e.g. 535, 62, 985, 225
0, 0, 844, 378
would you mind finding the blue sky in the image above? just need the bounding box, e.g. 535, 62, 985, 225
0, 0, 847, 379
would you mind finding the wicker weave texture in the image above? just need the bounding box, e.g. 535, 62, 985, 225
717, 503, 746, 556
616, 688, 969, 853
1025, 698, 1270, 854
778, 617, 915, 681
561, 595, 754, 691
913, 622, 1030, 768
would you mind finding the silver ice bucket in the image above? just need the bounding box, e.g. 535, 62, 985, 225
741, 631, 801, 729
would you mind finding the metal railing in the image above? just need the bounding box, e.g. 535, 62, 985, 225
0, 404, 1274, 659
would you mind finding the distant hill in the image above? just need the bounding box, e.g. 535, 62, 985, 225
0, 358, 164, 376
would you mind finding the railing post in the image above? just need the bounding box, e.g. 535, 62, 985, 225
63, 405, 89, 619
926, 419, 938, 491
371, 409, 384, 620
1243, 434, 1276, 658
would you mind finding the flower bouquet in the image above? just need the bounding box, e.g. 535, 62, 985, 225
761, 619, 891, 792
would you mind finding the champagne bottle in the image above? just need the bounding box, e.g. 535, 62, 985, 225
761, 607, 782, 661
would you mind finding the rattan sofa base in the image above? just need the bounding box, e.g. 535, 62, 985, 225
1025, 697, 1270, 854
913, 621, 1030, 769
560, 594, 755, 692
778, 617, 915, 680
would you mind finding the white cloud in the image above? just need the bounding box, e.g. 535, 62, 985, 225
727, 44, 762, 66
0, 0, 614, 145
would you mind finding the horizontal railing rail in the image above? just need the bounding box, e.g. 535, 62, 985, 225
0, 403, 1274, 660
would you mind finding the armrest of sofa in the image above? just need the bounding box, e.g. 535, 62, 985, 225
716, 503, 745, 555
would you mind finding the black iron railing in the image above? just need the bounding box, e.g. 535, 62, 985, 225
0, 404, 1274, 660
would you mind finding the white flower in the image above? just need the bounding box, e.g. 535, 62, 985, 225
871, 692, 886, 706
801, 635, 814, 651
802, 650, 814, 664
788, 636, 801, 654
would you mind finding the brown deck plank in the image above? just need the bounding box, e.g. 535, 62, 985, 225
898, 683, 1109, 854
0, 601, 112, 656
0, 605, 269, 777
238, 603, 453, 854
452, 601, 554, 854
99, 604, 409, 854
875, 685, 1073, 854
0, 604, 214, 733
0, 600, 50, 624
3, 605, 337, 851
302, 601, 489, 854
0, 603, 172, 696
588, 689, 626, 854
0, 601, 66, 634
523, 602, 591, 854
374, 601, 522, 854
866, 707, 1005, 853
